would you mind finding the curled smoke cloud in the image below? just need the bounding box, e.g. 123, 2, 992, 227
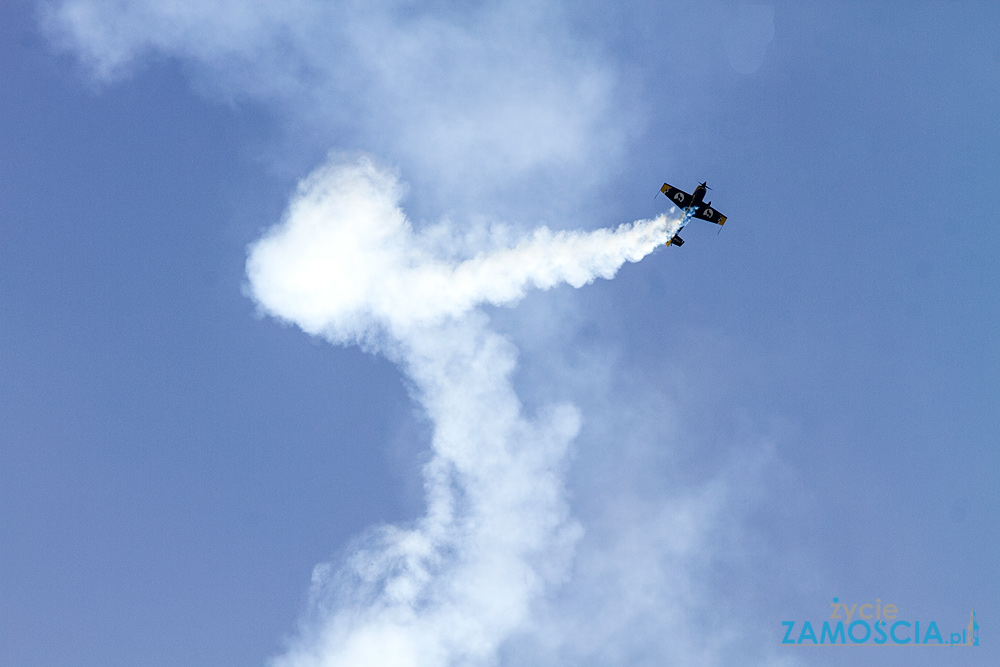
246, 156, 676, 666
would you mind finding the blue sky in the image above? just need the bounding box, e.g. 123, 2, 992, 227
2, 2, 998, 666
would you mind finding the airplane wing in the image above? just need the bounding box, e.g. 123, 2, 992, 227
660, 183, 692, 209
694, 206, 727, 225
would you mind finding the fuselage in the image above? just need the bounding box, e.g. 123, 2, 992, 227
675, 182, 710, 236
676, 206, 697, 235
691, 182, 708, 207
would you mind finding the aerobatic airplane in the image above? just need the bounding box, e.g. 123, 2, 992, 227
659, 181, 727, 247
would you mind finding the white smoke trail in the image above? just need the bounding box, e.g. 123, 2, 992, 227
247, 157, 676, 343
246, 156, 677, 667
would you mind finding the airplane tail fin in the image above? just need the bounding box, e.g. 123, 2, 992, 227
666, 235, 684, 247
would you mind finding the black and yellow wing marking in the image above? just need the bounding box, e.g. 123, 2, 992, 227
694, 206, 727, 226
660, 183, 692, 209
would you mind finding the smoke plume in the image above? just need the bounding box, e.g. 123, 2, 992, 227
42, 2, 796, 665
246, 156, 675, 667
